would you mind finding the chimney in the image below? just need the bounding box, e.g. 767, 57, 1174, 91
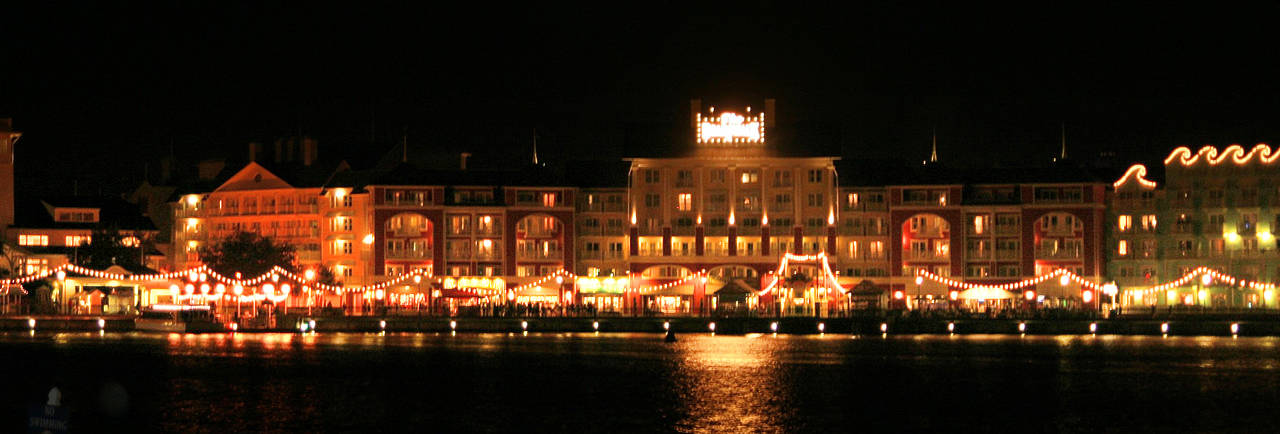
303, 137, 317, 166
690, 98, 702, 130
765, 98, 776, 133
248, 142, 261, 162
159, 157, 172, 184
460, 152, 471, 171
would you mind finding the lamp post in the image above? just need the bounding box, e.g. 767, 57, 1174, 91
362, 234, 375, 316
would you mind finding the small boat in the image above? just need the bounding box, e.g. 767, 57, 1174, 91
135, 304, 225, 333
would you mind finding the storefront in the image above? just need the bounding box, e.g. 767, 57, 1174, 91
576, 276, 626, 313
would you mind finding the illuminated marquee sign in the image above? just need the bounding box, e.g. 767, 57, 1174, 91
697, 109, 765, 144
442, 277, 506, 291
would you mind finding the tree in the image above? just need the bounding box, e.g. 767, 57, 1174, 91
0, 243, 27, 279
315, 265, 339, 287
75, 226, 145, 270
198, 231, 297, 278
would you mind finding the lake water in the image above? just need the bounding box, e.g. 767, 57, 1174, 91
4, 331, 1280, 433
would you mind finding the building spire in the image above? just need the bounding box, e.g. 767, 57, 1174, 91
930, 126, 938, 163
1060, 122, 1067, 160
401, 127, 408, 163
532, 129, 539, 165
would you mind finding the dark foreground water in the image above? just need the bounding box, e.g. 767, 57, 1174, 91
4, 332, 1280, 433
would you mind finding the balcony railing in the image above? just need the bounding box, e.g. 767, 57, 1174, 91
517, 251, 563, 261
965, 250, 991, 260
1035, 248, 1081, 259
993, 225, 1019, 235
387, 249, 433, 260
905, 251, 949, 261
995, 250, 1019, 260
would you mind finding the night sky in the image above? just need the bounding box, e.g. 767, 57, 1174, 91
3, 3, 1279, 197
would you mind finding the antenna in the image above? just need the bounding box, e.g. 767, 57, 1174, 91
402, 126, 408, 163
1060, 122, 1067, 160
532, 129, 539, 165
930, 126, 938, 163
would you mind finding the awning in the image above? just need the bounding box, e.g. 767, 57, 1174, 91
516, 285, 560, 297
713, 279, 756, 295
849, 280, 884, 296
959, 287, 1015, 300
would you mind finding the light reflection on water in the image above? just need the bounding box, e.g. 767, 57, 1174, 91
5, 332, 1280, 432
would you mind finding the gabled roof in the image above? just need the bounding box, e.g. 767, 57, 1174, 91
214, 162, 295, 192
11, 196, 157, 231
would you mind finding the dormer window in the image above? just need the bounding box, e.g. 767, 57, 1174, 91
54, 209, 98, 223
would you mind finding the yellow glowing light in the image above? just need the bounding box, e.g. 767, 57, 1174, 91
1226, 232, 1241, 242
1198, 289, 1207, 300
1081, 290, 1094, 303
1059, 274, 1070, 287
185, 195, 200, 206
1202, 274, 1213, 286
362, 234, 375, 245
697, 111, 764, 144
333, 188, 347, 198
1113, 164, 1158, 189
1260, 231, 1274, 242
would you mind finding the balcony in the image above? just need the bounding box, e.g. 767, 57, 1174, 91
995, 250, 1019, 260
965, 250, 991, 260
1035, 248, 1081, 260
387, 248, 433, 260
517, 250, 563, 261
904, 251, 949, 261
993, 225, 1019, 235
1040, 225, 1077, 236
910, 226, 945, 238
446, 249, 472, 261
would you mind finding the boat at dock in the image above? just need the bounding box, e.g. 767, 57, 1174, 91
135, 304, 226, 333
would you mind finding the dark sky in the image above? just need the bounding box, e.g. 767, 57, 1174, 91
3, 3, 1279, 197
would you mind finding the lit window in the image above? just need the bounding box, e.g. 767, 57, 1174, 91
64, 235, 91, 247
18, 234, 48, 246
972, 216, 986, 234
542, 193, 558, 207
1118, 240, 1129, 256
121, 236, 140, 247
676, 193, 693, 211
1141, 214, 1157, 231
1118, 215, 1132, 232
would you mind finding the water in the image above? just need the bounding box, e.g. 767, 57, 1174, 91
4, 332, 1280, 433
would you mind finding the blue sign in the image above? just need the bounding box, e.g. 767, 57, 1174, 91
28, 405, 69, 434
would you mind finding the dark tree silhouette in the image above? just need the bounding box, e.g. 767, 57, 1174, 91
198, 231, 297, 278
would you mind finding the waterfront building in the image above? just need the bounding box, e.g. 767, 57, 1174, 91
170, 140, 353, 280
1109, 145, 1280, 308
153, 101, 1118, 317
838, 163, 1110, 310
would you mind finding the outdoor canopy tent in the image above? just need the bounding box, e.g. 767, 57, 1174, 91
959, 287, 1015, 300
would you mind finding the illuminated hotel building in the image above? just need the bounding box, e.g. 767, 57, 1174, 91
158, 103, 1121, 315
624, 99, 842, 314
170, 141, 364, 283
1109, 145, 1280, 307
840, 164, 1109, 308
